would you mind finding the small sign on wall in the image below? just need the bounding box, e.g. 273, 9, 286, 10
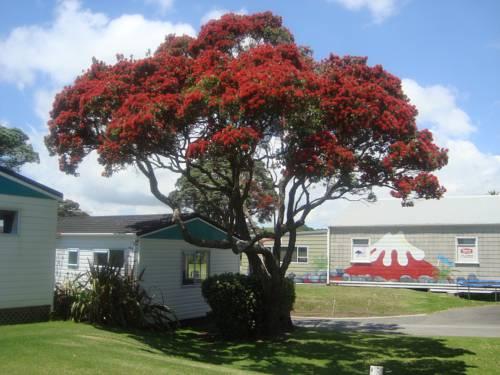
456, 237, 478, 264
351, 238, 370, 263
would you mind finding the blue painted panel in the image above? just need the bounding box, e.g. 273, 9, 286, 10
0, 174, 55, 200
142, 218, 227, 240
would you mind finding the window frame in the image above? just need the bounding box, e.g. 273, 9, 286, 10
351, 238, 371, 263
276, 245, 309, 264
182, 250, 210, 286
0, 209, 19, 235
67, 248, 79, 268
92, 249, 126, 267
296, 246, 309, 263
455, 236, 479, 264
93, 249, 109, 267
108, 249, 125, 268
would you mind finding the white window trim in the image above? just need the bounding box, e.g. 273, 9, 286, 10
455, 236, 479, 265
351, 238, 371, 263
296, 246, 309, 264
0, 209, 20, 235
93, 249, 109, 266
182, 250, 211, 286
92, 248, 127, 267
276, 245, 309, 264
67, 248, 79, 268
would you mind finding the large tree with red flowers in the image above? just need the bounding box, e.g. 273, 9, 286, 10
46, 12, 448, 335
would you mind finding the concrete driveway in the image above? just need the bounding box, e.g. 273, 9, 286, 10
294, 305, 500, 337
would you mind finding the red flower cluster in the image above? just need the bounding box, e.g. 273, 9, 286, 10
186, 125, 261, 159
391, 173, 446, 200
383, 130, 448, 173
290, 131, 354, 177
46, 11, 448, 202
190, 12, 293, 55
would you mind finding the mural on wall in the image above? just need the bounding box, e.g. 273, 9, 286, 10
435, 255, 455, 282
339, 233, 438, 283
290, 256, 328, 284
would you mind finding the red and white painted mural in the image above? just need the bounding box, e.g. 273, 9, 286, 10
343, 233, 437, 282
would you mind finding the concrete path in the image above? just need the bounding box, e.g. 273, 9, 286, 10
294, 305, 500, 337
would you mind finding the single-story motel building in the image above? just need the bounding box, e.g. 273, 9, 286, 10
0, 166, 62, 324
1, 167, 239, 324
55, 214, 240, 320
242, 196, 500, 288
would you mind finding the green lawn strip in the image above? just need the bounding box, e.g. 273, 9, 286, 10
1, 321, 499, 374
293, 285, 494, 317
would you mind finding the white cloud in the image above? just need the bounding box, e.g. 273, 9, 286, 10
436, 140, 500, 195
402, 78, 500, 196
0, 0, 192, 215
34, 89, 59, 123
331, 0, 401, 23
143, 0, 175, 13
402, 79, 476, 139
200, 7, 247, 25
22, 126, 176, 216
0, 0, 195, 87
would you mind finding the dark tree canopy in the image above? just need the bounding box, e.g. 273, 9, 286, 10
58, 199, 89, 217
45, 12, 448, 334
168, 160, 276, 227
0, 124, 39, 171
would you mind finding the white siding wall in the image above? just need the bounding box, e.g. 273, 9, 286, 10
0, 194, 58, 309
138, 239, 240, 320
55, 235, 136, 284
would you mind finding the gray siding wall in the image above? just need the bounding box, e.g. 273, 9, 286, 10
240, 231, 328, 283
330, 225, 500, 282
0, 194, 58, 309
55, 235, 136, 284
138, 239, 240, 320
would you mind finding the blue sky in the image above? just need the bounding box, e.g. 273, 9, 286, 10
0, 0, 499, 224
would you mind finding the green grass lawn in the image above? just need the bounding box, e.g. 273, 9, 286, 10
293, 285, 495, 317
0, 321, 499, 374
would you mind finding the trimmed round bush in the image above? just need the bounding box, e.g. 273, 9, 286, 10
201, 273, 264, 338
202, 273, 296, 338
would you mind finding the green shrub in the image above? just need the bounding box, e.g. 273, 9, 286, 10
53, 276, 83, 320
202, 273, 264, 338
202, 273, 296, 338
53, 265, 178, 332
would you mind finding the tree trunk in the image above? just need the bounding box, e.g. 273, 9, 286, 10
246, 251, 295, 337
261, 273, 294, 337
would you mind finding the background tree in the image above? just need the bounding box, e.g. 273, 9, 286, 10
58, 199, 89, 217
169, 160, 276, 227
488, 190, 499, 195
45, 13, 448, 335
0, 124, 39, 171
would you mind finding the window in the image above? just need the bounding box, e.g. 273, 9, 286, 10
68, 249, 79, 268
278, 246, 309, 263
297, 247, 308, 263
93, 250, 108, 266
93, 249, 125, 267
0, 210, 18, 234
351, 238, 370, 263
109, 249, 125, 267
183, 250, 209, 285
456, 237, 479, 264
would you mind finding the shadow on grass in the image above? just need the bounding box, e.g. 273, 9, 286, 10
97, 321, 475, 375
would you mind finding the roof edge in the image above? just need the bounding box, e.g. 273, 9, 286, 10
0, 166, 63, 200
